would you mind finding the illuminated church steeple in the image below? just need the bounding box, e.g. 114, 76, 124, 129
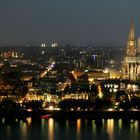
122, 21, 140, 81
126, 21, 137, 57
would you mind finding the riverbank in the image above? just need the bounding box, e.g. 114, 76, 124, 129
0, 109, 140, 119
50, 110, 140, 119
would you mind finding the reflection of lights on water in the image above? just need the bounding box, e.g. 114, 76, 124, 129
85, 119, 87, 127
66, 120, 69, 129
107, 119, 114, 140
102, 119, 105, 126
2, 118, 5, 124
21, 122, 28, 137
42, 119, 45, 127
77, 119, 81, 140
48, 118, 54, 140
6, 126, 11, 138
118, 119, 122, 130
77, 119, 81, 131
92, 120, 96, 134
20, 120, 23, 126
26, 117, 32, 126
20, 118, 32, 138
65, 119, 69, 137
134, 120, 139, 135
130, 119, 139, 137
41, 118, 47, 137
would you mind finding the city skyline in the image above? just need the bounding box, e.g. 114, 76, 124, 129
0, 0, 140, 46
1, 1, 140, 139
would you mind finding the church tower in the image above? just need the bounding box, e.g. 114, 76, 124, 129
122, 22, 139, 81
126, 22, 136, 57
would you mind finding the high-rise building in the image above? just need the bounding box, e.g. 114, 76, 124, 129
122, 22, 140, 81
92, 53, 104, 69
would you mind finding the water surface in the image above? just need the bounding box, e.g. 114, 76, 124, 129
0, 117, 140, 140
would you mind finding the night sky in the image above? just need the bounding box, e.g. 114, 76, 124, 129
0, 0, 140, 46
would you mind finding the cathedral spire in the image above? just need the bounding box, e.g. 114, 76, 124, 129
128, 21, 135, 41
126, 21, 136, 57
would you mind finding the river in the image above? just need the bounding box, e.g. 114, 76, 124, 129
0, 117, 140, 140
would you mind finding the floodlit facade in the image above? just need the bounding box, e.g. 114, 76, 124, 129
122, 22, 140, 81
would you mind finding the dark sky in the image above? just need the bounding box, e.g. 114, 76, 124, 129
0, 0, 140, 46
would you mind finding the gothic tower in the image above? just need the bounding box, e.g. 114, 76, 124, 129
122, 22, 139, 81
126, 21, 136, 57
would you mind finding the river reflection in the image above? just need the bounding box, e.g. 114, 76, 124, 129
0, 117, 140, 140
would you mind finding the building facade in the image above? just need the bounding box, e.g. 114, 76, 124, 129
122, 22, 140, 81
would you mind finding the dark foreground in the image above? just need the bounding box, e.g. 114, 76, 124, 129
0, 109, 140, 120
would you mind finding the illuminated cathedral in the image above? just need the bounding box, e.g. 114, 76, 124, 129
122, 22, 140, 81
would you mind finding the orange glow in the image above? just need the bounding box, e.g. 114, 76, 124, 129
26, 117, 32, 126
107, 119, 114, 140
48, 118, 54, 140
98, 85, 103, 98
76, 119, 81, 140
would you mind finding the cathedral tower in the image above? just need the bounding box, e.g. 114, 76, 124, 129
122, 22, 140, 81
126, 22, 136, 57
